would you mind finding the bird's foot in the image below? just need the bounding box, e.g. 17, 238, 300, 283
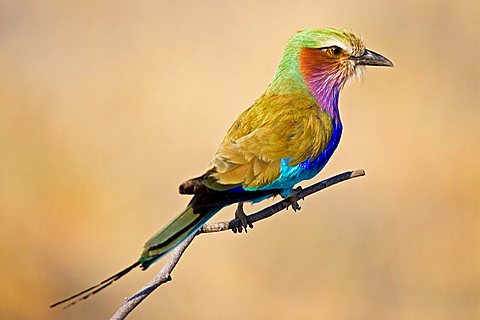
286, 186, 303, 212
232, 203, 253, 234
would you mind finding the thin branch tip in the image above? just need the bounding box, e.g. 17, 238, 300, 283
351, 169, 366, 177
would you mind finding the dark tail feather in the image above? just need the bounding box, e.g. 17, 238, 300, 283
50, 261, 141, 309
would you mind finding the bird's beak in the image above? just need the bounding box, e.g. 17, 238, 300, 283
353, 49, 394, 67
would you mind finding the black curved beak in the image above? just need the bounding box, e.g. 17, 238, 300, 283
352, 49, 394, 67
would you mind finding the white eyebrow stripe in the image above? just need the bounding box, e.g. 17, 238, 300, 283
321, 38, 353, 54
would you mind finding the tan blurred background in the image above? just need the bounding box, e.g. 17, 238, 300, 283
1, 1, 479, 319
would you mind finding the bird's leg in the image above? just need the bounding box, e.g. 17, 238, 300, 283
286, 186, 304, 212
232, 202, 253, 233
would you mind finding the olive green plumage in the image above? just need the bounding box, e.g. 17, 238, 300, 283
203, 91, 333, 190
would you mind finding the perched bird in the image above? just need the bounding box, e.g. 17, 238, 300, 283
51, 27, 393, 308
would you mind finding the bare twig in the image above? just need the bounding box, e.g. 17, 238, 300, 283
199, 169, 365, 233
110, 169, 365, 320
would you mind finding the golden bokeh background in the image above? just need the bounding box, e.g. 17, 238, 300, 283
1, 1, 479, 319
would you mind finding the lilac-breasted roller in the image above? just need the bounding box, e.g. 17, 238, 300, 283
51, 27, 393, 308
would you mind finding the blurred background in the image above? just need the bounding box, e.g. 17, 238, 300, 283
1, 1, 479, 319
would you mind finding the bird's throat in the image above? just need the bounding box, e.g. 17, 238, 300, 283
299, 48, 343, 124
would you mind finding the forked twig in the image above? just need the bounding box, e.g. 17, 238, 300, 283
110, 169, 365, 320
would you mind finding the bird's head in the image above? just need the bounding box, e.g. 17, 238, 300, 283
296, 28, 393, 91
272, 27, 393, 106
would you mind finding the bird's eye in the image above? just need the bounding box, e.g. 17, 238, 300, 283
328, 46, 342, 56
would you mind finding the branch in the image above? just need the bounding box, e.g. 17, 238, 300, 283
110, 169, 365, 320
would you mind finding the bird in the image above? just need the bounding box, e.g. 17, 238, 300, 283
50, 27, 393, 308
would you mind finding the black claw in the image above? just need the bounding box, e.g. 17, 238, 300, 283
286, 186, 303, 212
233, 202, 254, 234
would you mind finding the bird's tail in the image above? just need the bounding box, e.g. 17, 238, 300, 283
50, 194, 225, 309
50, 189, 281, 309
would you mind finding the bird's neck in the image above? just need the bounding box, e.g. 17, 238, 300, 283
309, 84, 341, 124
267, 47, 342, 126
